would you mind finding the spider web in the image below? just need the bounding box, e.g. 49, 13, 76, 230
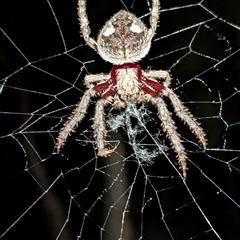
1, 0, 240, 239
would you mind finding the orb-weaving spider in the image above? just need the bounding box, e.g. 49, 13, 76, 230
56, 0, 207, 179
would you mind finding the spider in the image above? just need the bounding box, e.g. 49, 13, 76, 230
56, 0, 207, 179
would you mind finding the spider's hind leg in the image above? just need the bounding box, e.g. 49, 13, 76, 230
77, 0, 98, 50
148, 0, 160, 39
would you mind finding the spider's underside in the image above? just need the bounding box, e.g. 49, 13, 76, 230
55, 0, 207, 179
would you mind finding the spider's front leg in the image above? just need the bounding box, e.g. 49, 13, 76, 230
93, 98, 117, 157
56, 88, 96, 153
151, 97, 188, 179
163, 88, 207, 150
56, 73, 109, 153
145, 69, 207, 149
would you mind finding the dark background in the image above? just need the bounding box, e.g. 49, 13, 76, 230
1, 0, 240, 239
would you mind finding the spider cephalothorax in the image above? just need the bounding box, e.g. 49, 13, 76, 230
56, 0, 207, 179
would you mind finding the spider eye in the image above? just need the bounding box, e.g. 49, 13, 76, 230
97, 10, 151, 65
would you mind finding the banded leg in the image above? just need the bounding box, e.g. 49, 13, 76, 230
144, 70, 172, 87
151, 97, 188, 179
84, 73, 109, 88
93, 98, 117, 156
148, 0, 161, 39
55, 88, 96, 152
77, 0, 98, 50
163, 88, 207, 150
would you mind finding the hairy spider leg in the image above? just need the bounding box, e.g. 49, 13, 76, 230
55, 88, 96, 153
151, 96, 188, 179
93, 98, 117, 156
94, 78, 117, 99
163, 88, 207, 150
140, 76, 164, 96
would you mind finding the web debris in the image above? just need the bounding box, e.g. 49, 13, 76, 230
107, 102, 164, 165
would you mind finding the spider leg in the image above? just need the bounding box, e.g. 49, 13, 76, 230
55, 88, 95, 153
151, 97, 188, 179
148, 0, 160, 39
78, 0, 98, 51
84, 73, 109, 88
163, 88, 207, 150
93, 98, 117, 157
144, 70, 172, 87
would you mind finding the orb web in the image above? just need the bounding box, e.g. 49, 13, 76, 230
1, 0, 240, 239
